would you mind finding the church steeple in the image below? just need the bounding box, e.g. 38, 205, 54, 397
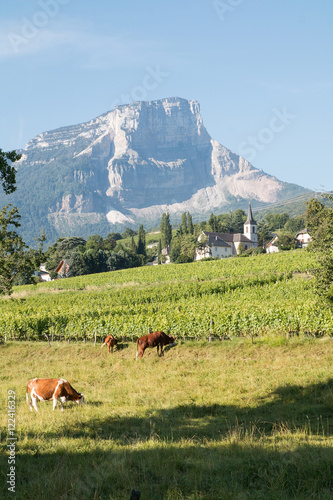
243, 201, 257, 244
245, 201, 255, 225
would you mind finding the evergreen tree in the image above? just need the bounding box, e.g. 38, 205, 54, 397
181, 212, 188, 234
231, 209, 246, 233
170, 235, 181, 262
137, 224, 146, 255
160, 212, 172, 247
131, 235, 137, 254
187, 212, 194, 235
208, 213, 217, 232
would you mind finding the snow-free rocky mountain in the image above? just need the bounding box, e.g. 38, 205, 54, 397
5, 97, 309, 244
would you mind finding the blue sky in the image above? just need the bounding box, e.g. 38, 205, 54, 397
1, 0, 332, 191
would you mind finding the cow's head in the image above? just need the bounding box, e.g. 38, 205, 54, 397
77, 394, 86, 405
168, 336, 177, 346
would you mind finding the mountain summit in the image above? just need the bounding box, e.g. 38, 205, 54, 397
5, 97, 308, 244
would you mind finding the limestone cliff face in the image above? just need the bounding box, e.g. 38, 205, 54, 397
13, 97, 307, 237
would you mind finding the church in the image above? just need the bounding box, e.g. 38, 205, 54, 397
194, 202, 258, 260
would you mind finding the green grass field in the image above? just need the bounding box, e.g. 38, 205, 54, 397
1, 338, 333, 499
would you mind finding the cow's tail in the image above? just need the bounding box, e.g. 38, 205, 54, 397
101, 342, 106, 349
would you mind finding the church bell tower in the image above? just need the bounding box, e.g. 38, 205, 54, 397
243, 201, 257, 244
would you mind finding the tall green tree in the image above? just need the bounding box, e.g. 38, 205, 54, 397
131, 235, 137, 254
0, 205, 29, 294
181, 212, 188, 234
160, 213, 172, 247
231, 209, 246, 233
208, 213, 218, 232
187, 212, 194, 235
137, 224, 146, 256
305, 196, 333, 301
0, 150, 37, 294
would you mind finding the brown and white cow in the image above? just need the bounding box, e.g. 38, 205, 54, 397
26, 378, 85, 412
136, 331, 176, 359
101, 334, 118, 353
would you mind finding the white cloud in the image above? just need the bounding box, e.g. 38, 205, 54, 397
0, 17, 168, 70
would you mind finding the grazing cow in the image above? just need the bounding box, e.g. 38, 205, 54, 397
136, 331, 176, 359
101, 334, 118, 353
26, 378, 85, 412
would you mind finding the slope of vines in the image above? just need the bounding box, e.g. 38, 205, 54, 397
1, 250, 329, 340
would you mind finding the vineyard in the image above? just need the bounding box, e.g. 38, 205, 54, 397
1, 249, 331, 341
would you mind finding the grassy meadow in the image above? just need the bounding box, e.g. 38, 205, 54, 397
1, 338, 333, 499
1, 249, 333, 499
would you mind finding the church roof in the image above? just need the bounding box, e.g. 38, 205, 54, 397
203, 232, 232, 248
203, 231, 253, 245
245, 202, 256, 225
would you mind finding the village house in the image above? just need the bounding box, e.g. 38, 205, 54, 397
55, 259, 70, 278
295, 228, 311, 248
33, 264, 52, 282
195, 202, 258, 260
266, 234, 279, 254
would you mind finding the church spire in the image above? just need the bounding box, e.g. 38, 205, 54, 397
245, 201, 255, 225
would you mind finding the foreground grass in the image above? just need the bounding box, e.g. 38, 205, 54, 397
1, 339, 333, 499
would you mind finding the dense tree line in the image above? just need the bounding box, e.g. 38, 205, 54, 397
44, 225, 147, 278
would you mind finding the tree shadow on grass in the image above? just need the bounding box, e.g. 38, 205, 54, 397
1, 438, 333, 499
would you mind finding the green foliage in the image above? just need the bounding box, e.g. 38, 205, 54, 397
305, 195, 333, 302
284, 214, 305, 233
160, 213, 172, 247
122, 227, 137, 239
265, 212, 290, 231
276, 233, 297, 251
137, 224, 146, 256
231, 208, 247, 233
176, 254, 193, 263
0, 149, 21, 195
169, 234, 181, 262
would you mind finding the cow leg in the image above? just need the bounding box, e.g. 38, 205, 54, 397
136, 347, 144, 358
160, 346, 164, 356
53, 397, 58, 410
26, 392, 33, 411
32, 396, 38, 412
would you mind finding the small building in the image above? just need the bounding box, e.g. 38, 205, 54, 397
296, 228, 311, 248
266, 234, 279, 254
55, 259, 70, 278
161, 245, 171, 264
34, 264, 52, 282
